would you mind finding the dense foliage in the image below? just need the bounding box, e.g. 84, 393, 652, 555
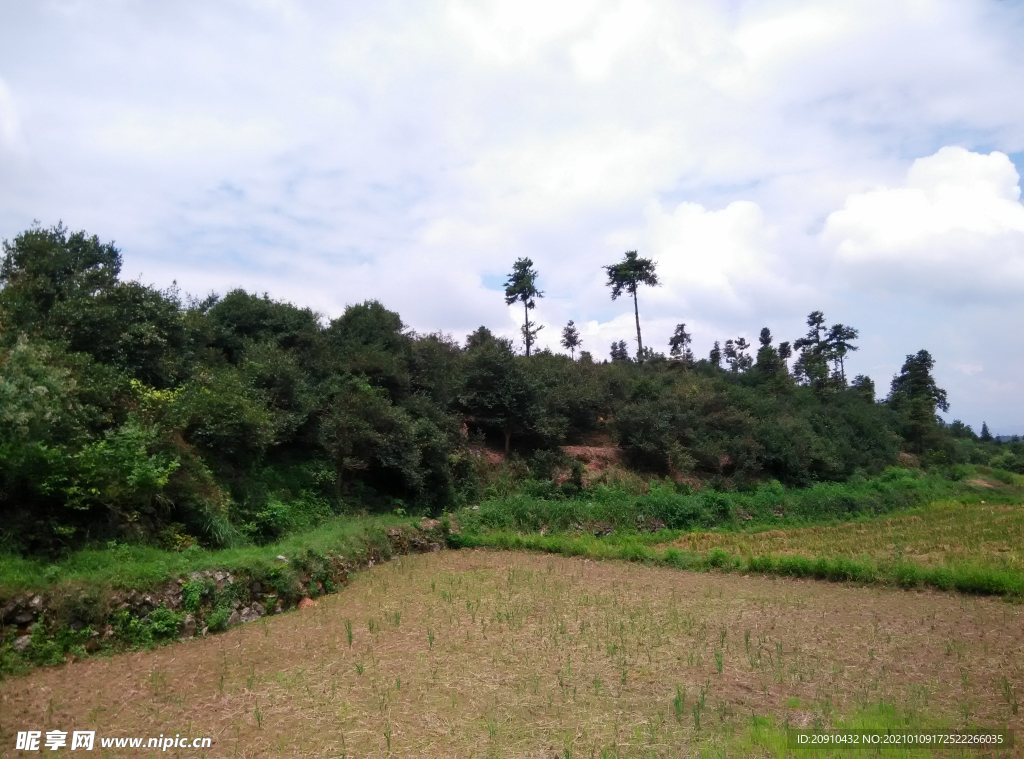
1, 224, 1020, 555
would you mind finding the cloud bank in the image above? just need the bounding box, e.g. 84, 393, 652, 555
1, 0, 1023, 431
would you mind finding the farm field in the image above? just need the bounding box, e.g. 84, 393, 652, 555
2, 550, 1022, 757
666, 499, 1024, 572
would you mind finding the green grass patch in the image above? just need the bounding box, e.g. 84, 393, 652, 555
459, 469, 1018, 537
0, 514, 408, 594
455, 526, 1024, 599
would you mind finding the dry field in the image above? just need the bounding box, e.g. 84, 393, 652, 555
2, 550, 1023, 757
669, 501, 1024, 572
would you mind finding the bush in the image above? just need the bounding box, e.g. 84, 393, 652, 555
147, 606, 184, 641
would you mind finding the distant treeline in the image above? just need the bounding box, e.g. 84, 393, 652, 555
1, 224, 1020, 554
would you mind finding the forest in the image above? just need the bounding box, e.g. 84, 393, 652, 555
1, 223, 1020, 555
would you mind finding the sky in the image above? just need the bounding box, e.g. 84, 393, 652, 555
0, 0, 1022, 433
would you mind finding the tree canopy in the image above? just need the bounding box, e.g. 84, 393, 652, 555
603, 250, 658, 359
0, 223, 1013, 556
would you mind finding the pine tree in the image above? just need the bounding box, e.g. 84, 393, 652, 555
560, 320, 582, 359
709, 340, 722, 369
887, 349, 949, 453
668, 323, 694, 364
603, 251, 659, 359
980, 422, 993, 441
610, 340, 630, 362
504, 258, 543, 357
825, 323, 859, 385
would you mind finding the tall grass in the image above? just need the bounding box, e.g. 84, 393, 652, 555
459, 468, 998, 535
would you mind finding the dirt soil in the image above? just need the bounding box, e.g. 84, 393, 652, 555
2, 551, 1022, 756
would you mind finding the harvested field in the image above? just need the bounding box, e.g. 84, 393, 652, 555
669, 500, 1024, 571
2, 550, 1023, 757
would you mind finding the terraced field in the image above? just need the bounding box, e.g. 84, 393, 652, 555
668, 500, 1024, 572
3, 550, 1022, 757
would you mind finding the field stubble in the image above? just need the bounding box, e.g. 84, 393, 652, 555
2, 551, 1023, 757
670, 500, 1024, 572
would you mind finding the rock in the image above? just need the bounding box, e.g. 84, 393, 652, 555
273, 601, 283, 615
420, 518, 441, 531
1, 600, 23, 624
230, 598, 241, 610
239, 605, 262, 624
297, 597, 317, 610
201, 626, 209, 636
251, 602, 265, 617
250, 581, 262, 596
84, 638, 101, 653
180, 614, 196, 639
102, 625, 115, 640
428, 542, 441, 552
14, 611, 34, 626
28, 595, 44, 611
12, 635, 31, 652
276, 555, 289, 563
227, 610, 242, 627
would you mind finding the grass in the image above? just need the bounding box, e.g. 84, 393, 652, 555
454, 470, 1024, 600
455, 496, 1024, 598
668, 498, 1024, 571
3, 551, 1020, 756
0, 514, 408, 593
460, 467, 1020, 537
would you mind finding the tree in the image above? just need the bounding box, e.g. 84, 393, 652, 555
793, 311, 830, 388
610, 340, 630, 363
0, 222, 121, 328
465, 326, 496, 350
755, 328, 784, 376
459, 339, 540, 453
603, 251, 659, 359
709, 340, 722, 369
980, 422, 993, 442
825, 324, 859, 385
560, 320, 582, 359
850, 374, 875, 402
778, 341, 792, 372
668, 323, 694, 364
724, 337, 752, 373
504, 258, 543, 357
317, 377, 418, 500
887, 349, 949, 452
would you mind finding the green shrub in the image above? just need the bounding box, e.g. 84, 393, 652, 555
991, 469, 1015, 485
147, 606, 184, 641
206, 606, 232, 632
111, 609, 154, 649
182, 579, 208, 614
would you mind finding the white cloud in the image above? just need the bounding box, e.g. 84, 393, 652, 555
2, 1, 1024, 429
644, 199, 781, 308
824, 147, 1024, 298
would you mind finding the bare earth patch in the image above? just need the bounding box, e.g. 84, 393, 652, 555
2, 550, 1023, 756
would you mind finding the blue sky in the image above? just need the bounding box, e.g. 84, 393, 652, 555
1, 0, 1023, 433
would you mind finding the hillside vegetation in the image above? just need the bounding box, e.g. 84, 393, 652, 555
1, 223, 1021, 557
